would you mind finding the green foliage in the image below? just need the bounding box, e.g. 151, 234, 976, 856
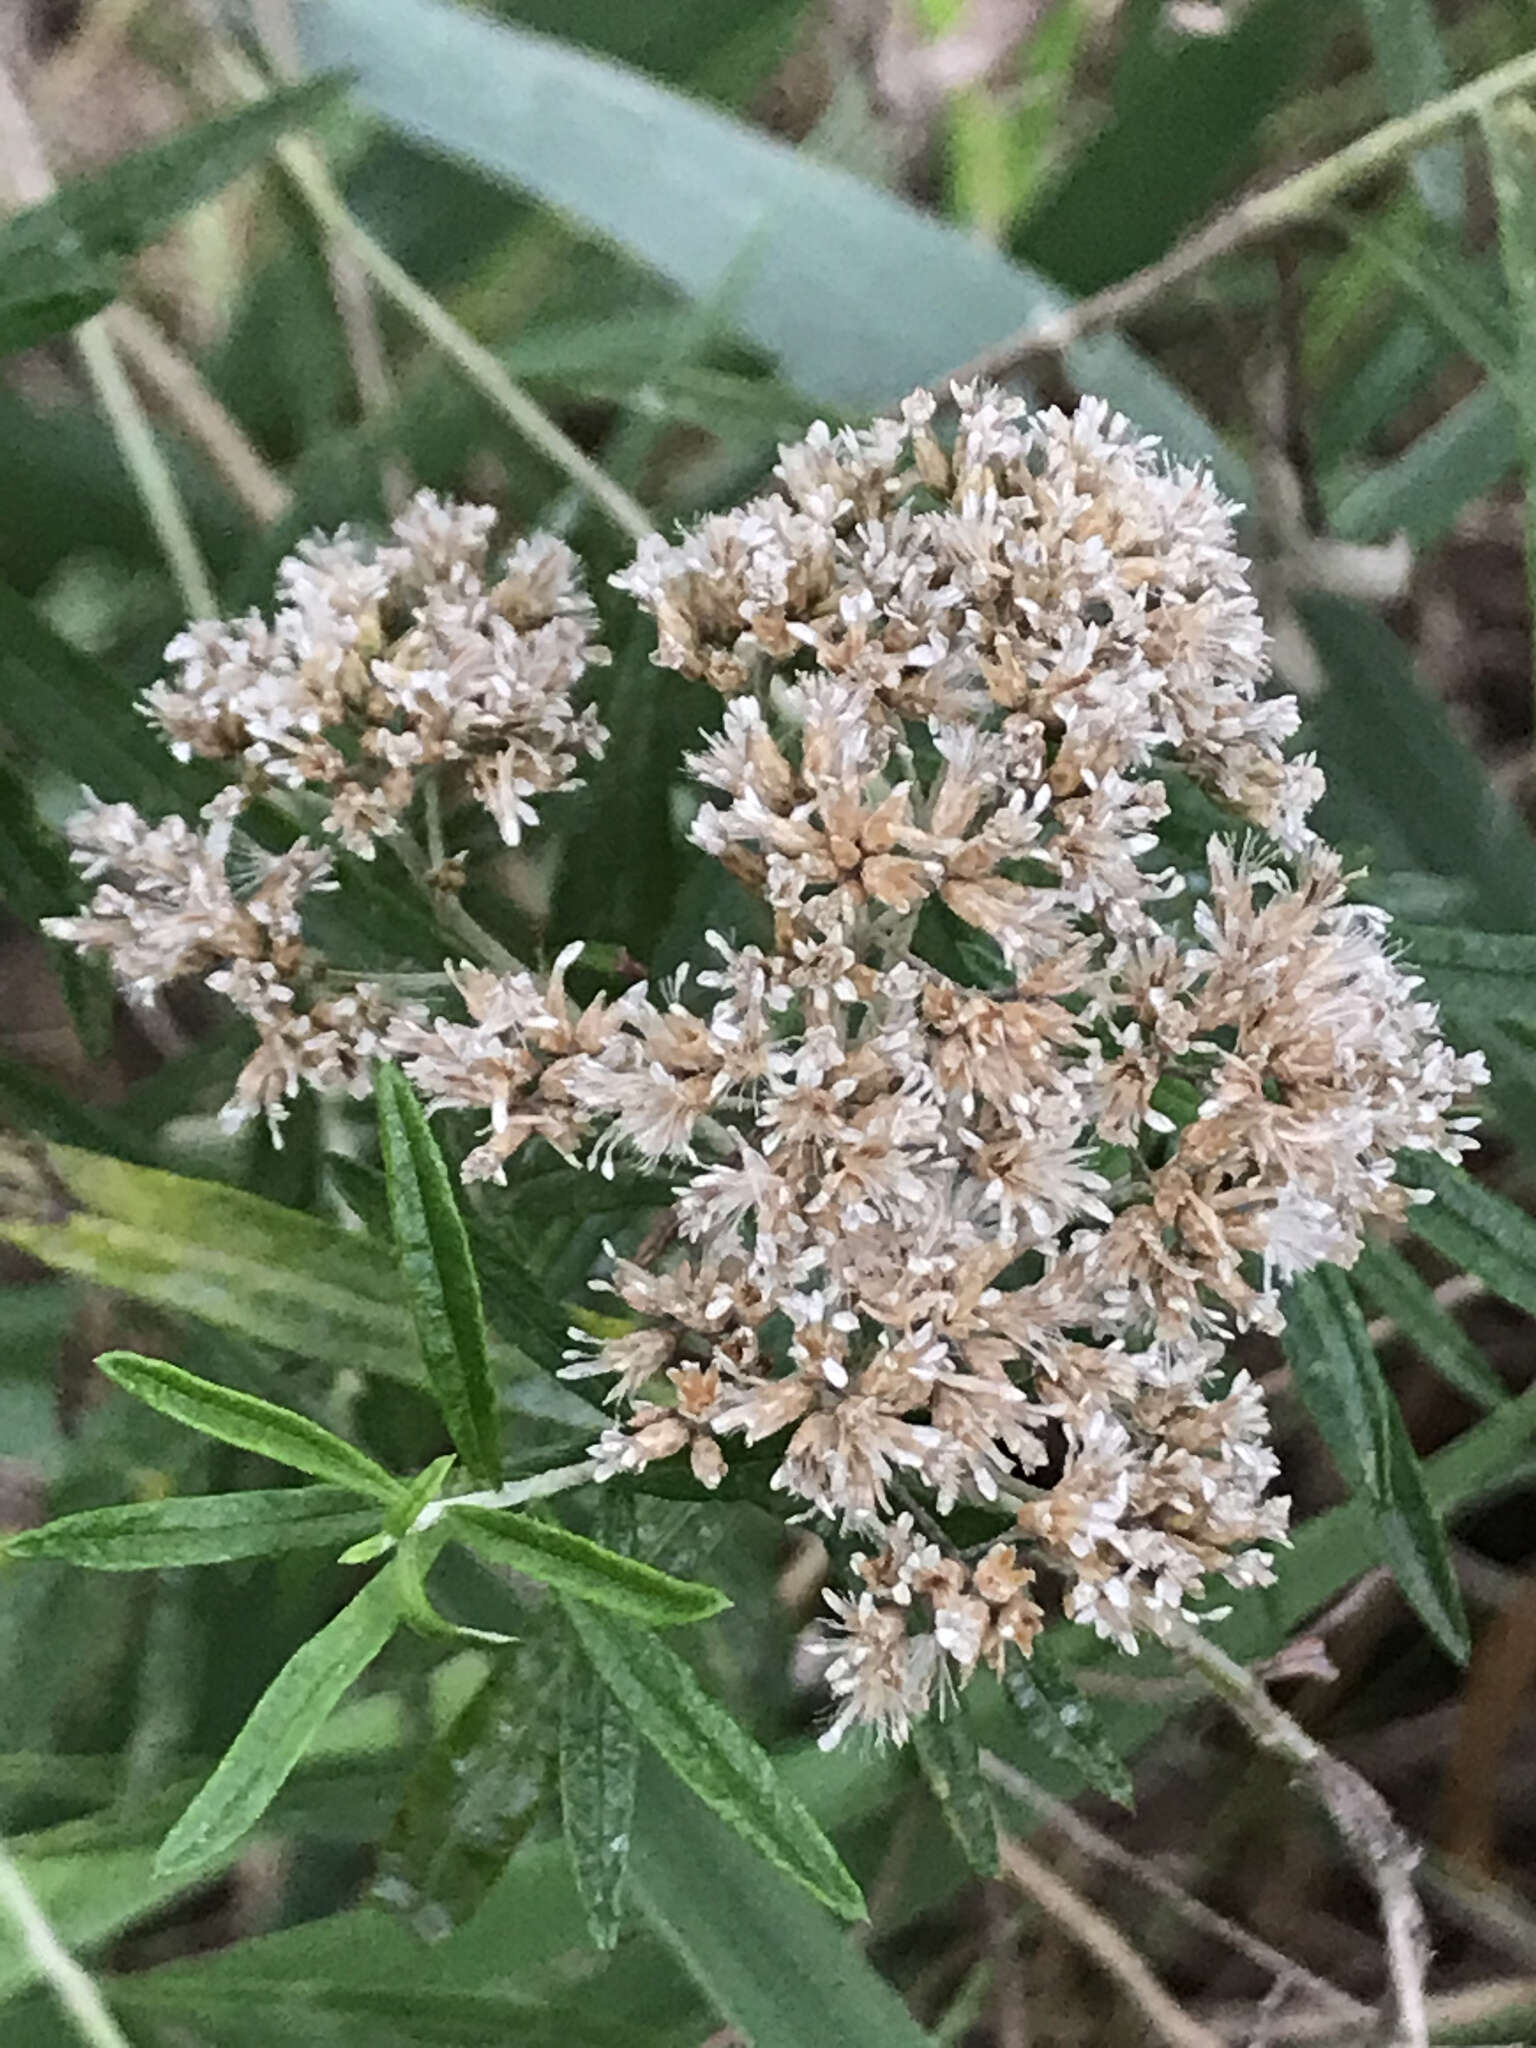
377, 1063, 502, 1484
156, 1564, 406, 1877
1282, 1266, 1469, 1662
563, 1599, 866, 1922
912, 1708, 1000, 1878
1, 1487, 378, 1570
94, 1352, 407, 1508
560, 1629, 640, 1950
4, 7, 1536, 2040
450, 1506, 729, 1627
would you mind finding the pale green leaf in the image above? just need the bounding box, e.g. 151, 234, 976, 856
912, 1710, 999, 1878
2, 1487, 377, 1571
448, 1505, 729, 1627
95, 1352, 405, 1509
560, 1632, 639, 1950
156, 1564, 406, 1877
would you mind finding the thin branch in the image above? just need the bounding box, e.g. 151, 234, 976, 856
941, 45, 1536, 388
212, 41, 654, 544
1166, 1617, 1431, 2048
0, 58, 216, 616
998, 1834, 1225, 2048
108, 304, 292, 524
0, 1843, 132, 2048
980, 1750, 1371, 2028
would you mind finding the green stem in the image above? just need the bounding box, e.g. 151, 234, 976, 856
212, 40, 655, 545
0, 1843, 132, 2048
949, 43, 1536, 383
389, 829, 519, 974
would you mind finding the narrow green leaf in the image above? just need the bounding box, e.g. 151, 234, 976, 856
1483, 102, 1536, 705
448, 1504, 728, 1627
560, 1629, 639, 1950
95, 1353, 405, 1510
563, 1600, 864, 1921
2, 1488, 377, 1571
1283, 1267, 1469, 1662
376, 1647, 557, 1942
0, 273, 116, 356
1397, 1152, 1536, 1320
384, 1453, 458, 1540
1400, 924, 1536, 1026
156, 1563, 405, 1876
629, 1759, 929, 2048
1352, 1239, 1508, 1413
1327, 384, 1516, 547
1360, 0, 1465, 224
912, 1710, 999, 1879
0, 79, 343, 278
1002, 1639, 1134, 1808
377, 1062, 501, 1485
0, 583, 193, 811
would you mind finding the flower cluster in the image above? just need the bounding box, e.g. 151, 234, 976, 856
46, 392, 1486, 1747
388, 390, 1485, 1741
46, 494, 607, 1134
145, 490, 608, 855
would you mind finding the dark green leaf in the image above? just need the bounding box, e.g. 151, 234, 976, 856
0, 583, 193, 810
563, 1600, 864, 1921
2, 1487, 377, 1571
1017, 0, 1328, 292
94, 1352, 405, 1509
1327, 385, 1516, 547
1483, 103, 1536, 699
448, 1504, 728, 1627
1352, 1239, 1509, 1413
377, 1062, 501, 1485
1397, 1152, 1536, 1320
629, 1759, 930, 2048
156, 1563, 406, 1877
912, 1710, 999, 1878
1002, 1639, 1135, 1808
1401, 924, 1536, 1026
1283, 1266, 1469, 1661
560, 1627, 639, 1950
0, 273, 116, 356
377, 1648, 556, 1940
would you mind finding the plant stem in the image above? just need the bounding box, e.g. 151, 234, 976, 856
213, 41, 654, 543
0, 1844, 132, 2048
1166, 1615, 1431, 2048
389, 829, 519, 973
413, 1460, 598, 1533
945, 44, 1536, 387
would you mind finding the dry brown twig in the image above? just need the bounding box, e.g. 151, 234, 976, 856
1166, 1617, 1432, 2048
999, 1833, 1226, 2048
980, 1749, 1372, 2032
938, 45, 1536, 390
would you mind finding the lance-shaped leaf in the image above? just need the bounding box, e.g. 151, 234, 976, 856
1283, 1266, 1469, 1663
1397, 1152, 1536, 1321
1400, 924, 1536, 1027
1002, 1639, 1135, 1809
447, 1504, 728, 1628
377, 1642, 557, 1941
95, 1353, 405, 1510
563, 1600, 864, 1921
1351, 1239, 1508, 1414
156, 1564, 406, 1877
559, 1631, 639, 1951
376, 1063, 501, 1485
0, 79, 343, 281
912, 1709, 999, 1878
2, 1487, 377, 1571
